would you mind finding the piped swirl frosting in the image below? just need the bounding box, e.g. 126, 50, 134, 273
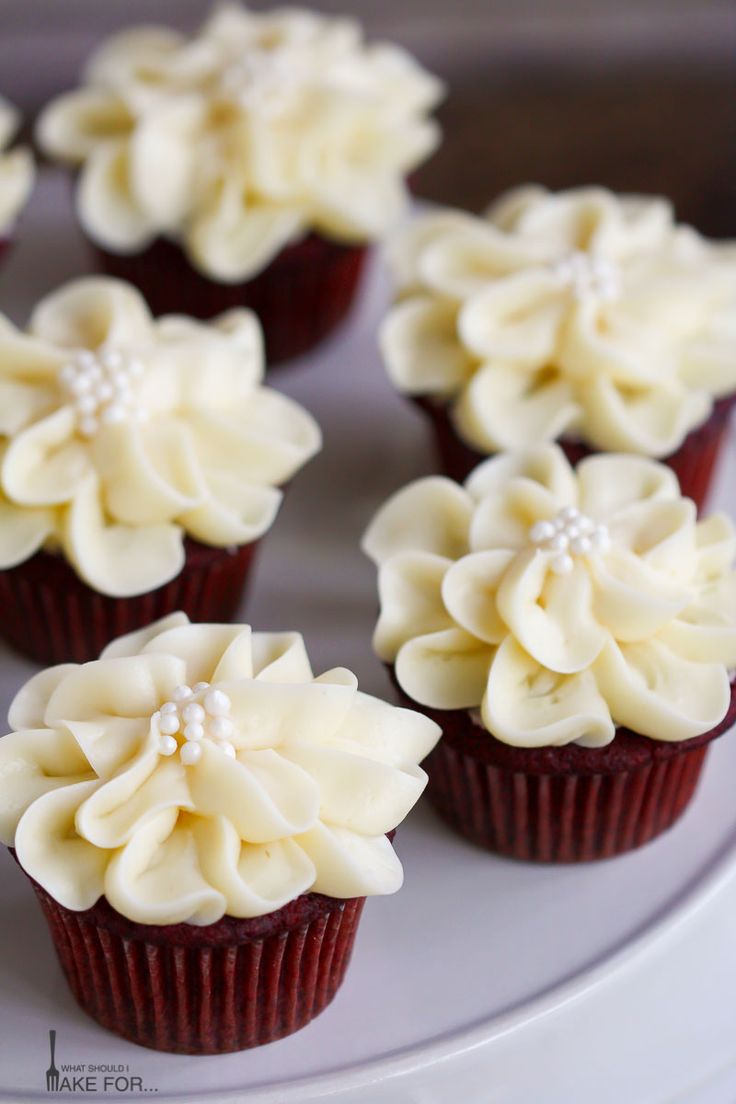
36, 3, 444, 280
0, 276, 321, 596
0, 96, 34, 236
363, 445, 736, 748
381, 186, 736, 457
0, 613, 440, 924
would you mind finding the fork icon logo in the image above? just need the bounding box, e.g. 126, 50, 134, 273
45, 1029, 59, 1093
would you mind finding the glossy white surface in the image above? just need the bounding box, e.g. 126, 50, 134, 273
0, 174, 735, 1103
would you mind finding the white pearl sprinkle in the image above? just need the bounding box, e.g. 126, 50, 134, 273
529, 520, 555, 543
182, 702, 205, 725
76, 394, 97, 416
102, 403, 126, 425
153, 681, 239, 768
551, 552, 574, 575
180, 742, 203, 766
209, 715, 234, 741
59, 345, 148, 439
78, 416, 99, 437
159, 713, 180, 736
570, 535, 593, 556
529, 507, 611, 569
205, 689, 231, 717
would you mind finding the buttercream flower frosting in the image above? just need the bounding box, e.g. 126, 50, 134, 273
36, 3, 443, 281
363, 445, 736, 747
0, 276, 320, 595
0, 613, 440, 924
0, 96, 34, 236
381, 186, 736, 457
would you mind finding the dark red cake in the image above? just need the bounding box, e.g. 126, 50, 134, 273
415, 394, 736, 512
30, 878, 364, 1054
0, 538, 257, 665
95, 233, 368, 366
392, 671, 736, 862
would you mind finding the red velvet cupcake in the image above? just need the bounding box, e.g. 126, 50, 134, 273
380, 186, 736, 509
0, 277, 320, 664
363, 445, 736, 862
0, 95, 34, 264
36, 5, 444, 364
0, 614, 440, 1052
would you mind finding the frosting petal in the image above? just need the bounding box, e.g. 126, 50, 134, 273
362, 477, 472, 564
483, 637, 615, 748
395, 627, 495, 709
594, 637, 730, 742
380, 297, 474, 395
64, 476, 185, 597
374, 551, 453, 661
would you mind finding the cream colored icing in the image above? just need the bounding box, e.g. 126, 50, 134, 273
0, 96, 34, 236
36, 4, 443, 281
0, 276, 321, 596
0, 613, 440, 923
381, 186, 736, 457
362, 445, 736, 747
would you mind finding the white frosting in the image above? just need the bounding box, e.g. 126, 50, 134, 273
0, 276, 321, 596
36, 4, 443, 281
362, 445, 736, 747
381, 186, 736, 457
0, 614, 440, 923
0, 96, 34, 236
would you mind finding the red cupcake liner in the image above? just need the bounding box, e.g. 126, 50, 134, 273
94, 233, 368, 365
0, 537, 257, 665
392, 674, 736, 862
29, 880, 365, 1054
415, 394, 736, 511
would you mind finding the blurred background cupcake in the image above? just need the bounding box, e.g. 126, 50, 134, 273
0, 276, 321, 664
363, 444, 736, 862
35, 3, 444, 364
0, 95, 34, 265
380, 185, 736, 509
0, 614, 440, 1052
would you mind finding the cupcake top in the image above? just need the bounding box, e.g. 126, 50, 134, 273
0, 613, 440, 924
381, 186, 736, 457
0, 276, 320, 596
0, 96, 34, 237
37, 3, 444, 281
363, 445, 736, 748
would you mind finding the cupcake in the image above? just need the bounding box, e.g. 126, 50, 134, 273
0, 613, 440, 1052
36, 3, 444, 364
0, 276, 320, 664
380, 186, 736, 508
363, 445, 736, 862
0, 95, 34, 261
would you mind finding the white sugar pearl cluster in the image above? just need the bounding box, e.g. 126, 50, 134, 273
154, 682, 236, 766
552, 251, 621, 303
529, 506, 611, 575
219, 50, 302, 112
59, 346, 147, 439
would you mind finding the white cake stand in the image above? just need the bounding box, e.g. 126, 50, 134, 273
0, 174, 735, 1104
